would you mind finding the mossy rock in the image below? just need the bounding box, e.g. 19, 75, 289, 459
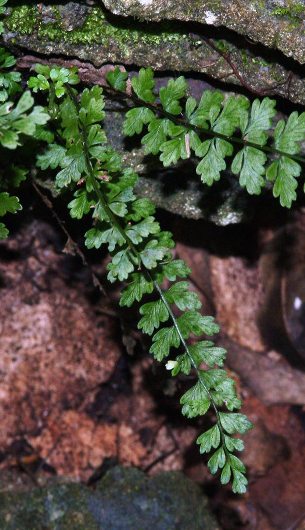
4, 3, 305, 106
0, 466, 220, 529
103, 0, 305, 64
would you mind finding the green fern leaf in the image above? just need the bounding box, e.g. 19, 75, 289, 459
221, 462, 232, 485
159, 132, 189, 166
178, 311, 219, 338
241, 97, 276, 145
120, 273, 153, 307
107, 249, 134, 282
197, 425, 221, 454
106, 67, 128, 92
196, 139, 233, 185
80, 86, 105, 125
274, 111, 305, 154
165, 281, 201, 311
187, 90, 224, 128
232, 469, 248, 494
56, 149, 86, 188
129, 198, 156, 221
140, 239, 168, 268
208, 447, 226, 474
68, 190, 92, 219
159, 76, 187, 115
150, 326, 180, 361
224, 435, 244, 452
189, 341, 227, 367
213, 95, 249, 135
232, 147, 266, 195
126, 216, 160, 244
162, 259, 191, 281
267, 156, 300, 207
180, 381, 211, 418
0, 192, 22, 215
138, 299, 169, 335
36, 144, 66, 170
219, 412, 253, 434
0, 222, 8, 239
123, 107, 155, 136
142, 118, 170, 154
131, 67, 155, 104
85, 225, 125, 251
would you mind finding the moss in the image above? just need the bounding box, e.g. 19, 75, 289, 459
5, 5, 36, 34
215, 39, 230, 53
250, 56, 269, 67
5, 4, 188, 48
240, 48, 270, 72
272, 2, 304, 24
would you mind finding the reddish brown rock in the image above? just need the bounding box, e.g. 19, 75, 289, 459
28, 410, 118, 479
242, 419, 289, 477
0, 221, 121, 470
210, 255, 265, 351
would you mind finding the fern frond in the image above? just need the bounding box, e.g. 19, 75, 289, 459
33, 66, 253, 493
107, 67, 305, 208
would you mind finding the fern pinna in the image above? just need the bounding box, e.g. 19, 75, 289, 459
30, 65, 253, 493
106, 67, 305, 209
0, 27, 49, 237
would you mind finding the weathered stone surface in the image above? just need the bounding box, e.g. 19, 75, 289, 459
0, 220, 121, 477
5, 4, 305, 106
27, 411, 146, 479
210, 255, 266, 351
103, 0, 305, 64
134, 175, 249, 225
223, 335, 305, 405
0, 466, 220, 530
242, 419, 289, 476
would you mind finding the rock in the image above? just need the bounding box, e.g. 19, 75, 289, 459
6, 4, 305, 106
242, 419, 289, 477
223, 335, 305, 405
282, 264, 305, 361
26, 411, 146, 479
134, 174, 249, 225
0, 221, 121, 478
0, 466, 220, 529
217, 498, 276, 530
258, 224, 305, 365
0, 220, 212, 480
103, 0, 305, 64
210, 255, 266, 351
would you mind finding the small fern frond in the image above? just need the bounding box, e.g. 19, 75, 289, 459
33, 67, 253, 493
107, 67, 305, 208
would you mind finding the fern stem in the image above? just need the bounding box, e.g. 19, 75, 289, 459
152, 279, 228, 451
66, 83, 228, 452
65, 86, 137, 258
103, 84, 305, 165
